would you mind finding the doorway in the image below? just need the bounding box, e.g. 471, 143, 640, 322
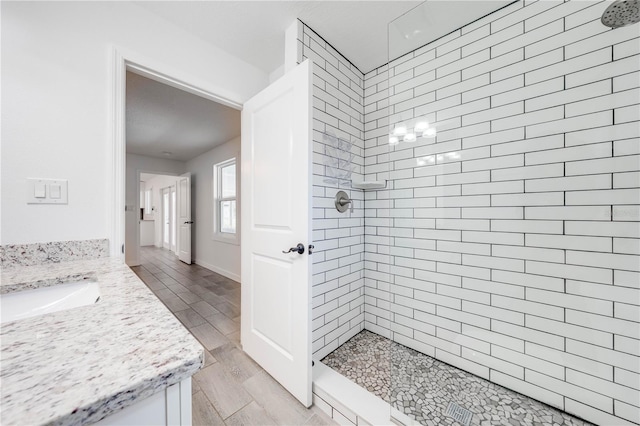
138, 172, 181, 259
113, 50, 313, 414
160, 184, 177, 253
122, 65, 241, 270
160, 184, 178, 252
110, 50, 243, 263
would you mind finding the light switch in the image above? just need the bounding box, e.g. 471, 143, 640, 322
34, 182, 46, 198
50, 184, 61, 199
27, 178, 68, 204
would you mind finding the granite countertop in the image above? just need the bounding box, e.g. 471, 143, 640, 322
0, 258, 204, 426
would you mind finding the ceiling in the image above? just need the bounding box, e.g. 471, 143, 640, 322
127, 1, 516, 161
137, 1, 515, 75
136, 1, 420, 75
126, 71, 240, 162
140, 172, 175, 182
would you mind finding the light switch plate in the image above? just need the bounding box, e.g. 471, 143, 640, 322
27, 178, 68, 204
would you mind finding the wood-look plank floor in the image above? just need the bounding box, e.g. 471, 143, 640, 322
131, 246, 334, 426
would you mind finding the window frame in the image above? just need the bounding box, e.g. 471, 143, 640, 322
212, 157, 239, 245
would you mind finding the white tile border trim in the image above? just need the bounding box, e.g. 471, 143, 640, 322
313, 361, 417, 426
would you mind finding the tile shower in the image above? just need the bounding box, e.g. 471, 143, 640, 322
322, 330, 591, 425
304, 1, 640, 425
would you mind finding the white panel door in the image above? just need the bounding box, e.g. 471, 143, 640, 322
177, 173, 192, 264
171, 186, 177, 254
241, 60, 312, 407
162, 188, 171, 250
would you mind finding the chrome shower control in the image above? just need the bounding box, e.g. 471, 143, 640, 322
335, 190, 354, 213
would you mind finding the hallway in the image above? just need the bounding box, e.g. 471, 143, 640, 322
131, 246, 333, 426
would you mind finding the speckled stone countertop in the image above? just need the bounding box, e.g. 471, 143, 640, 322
0, 258, 204, 426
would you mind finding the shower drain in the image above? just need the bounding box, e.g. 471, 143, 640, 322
445, 402, 473, 426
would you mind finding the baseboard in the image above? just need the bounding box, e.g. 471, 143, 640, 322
194, 259, 241, 282
126, 256, 141, 267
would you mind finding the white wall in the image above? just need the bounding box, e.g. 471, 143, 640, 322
1, 1, 268, 246
185, 137, 241, 281
125, 154, 184, 265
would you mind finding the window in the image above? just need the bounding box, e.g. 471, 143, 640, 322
213, 158, 238, 243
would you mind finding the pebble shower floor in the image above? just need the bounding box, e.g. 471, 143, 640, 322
321, 331, 593, 426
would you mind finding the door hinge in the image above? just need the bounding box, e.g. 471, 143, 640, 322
121, 244, 124, 254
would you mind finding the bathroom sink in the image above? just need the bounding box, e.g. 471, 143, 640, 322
0, 281, 100, 324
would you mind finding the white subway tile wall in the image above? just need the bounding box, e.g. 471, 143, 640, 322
362, 2, 640, 425
296, 22, 367, 360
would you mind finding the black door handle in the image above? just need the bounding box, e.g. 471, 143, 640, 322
282, 243, 305, 254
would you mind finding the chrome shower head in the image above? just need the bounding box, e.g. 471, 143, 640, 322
601, 0, 640, 28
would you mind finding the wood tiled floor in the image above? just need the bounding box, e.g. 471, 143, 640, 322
131, 246, 334, 426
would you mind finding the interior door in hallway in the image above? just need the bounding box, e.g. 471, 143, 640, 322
177, 172, 192, 264
162, 187, 171, 250
171, 185, 177, 254
241, 60, 312, 407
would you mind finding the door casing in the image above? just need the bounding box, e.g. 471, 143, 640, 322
109, 46, 242, 261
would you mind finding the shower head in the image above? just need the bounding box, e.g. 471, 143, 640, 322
601, 0, 640, 28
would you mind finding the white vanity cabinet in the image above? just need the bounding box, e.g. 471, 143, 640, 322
96, 378, 192, 426
0, 257, 202, 426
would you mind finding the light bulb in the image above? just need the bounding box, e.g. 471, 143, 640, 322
389, 135, 399, 146
423, 127, 436, 138
414, 120, 429, 133
404, 132, 417, 142
393, 124, 407, 136
416, 158, 426, 166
